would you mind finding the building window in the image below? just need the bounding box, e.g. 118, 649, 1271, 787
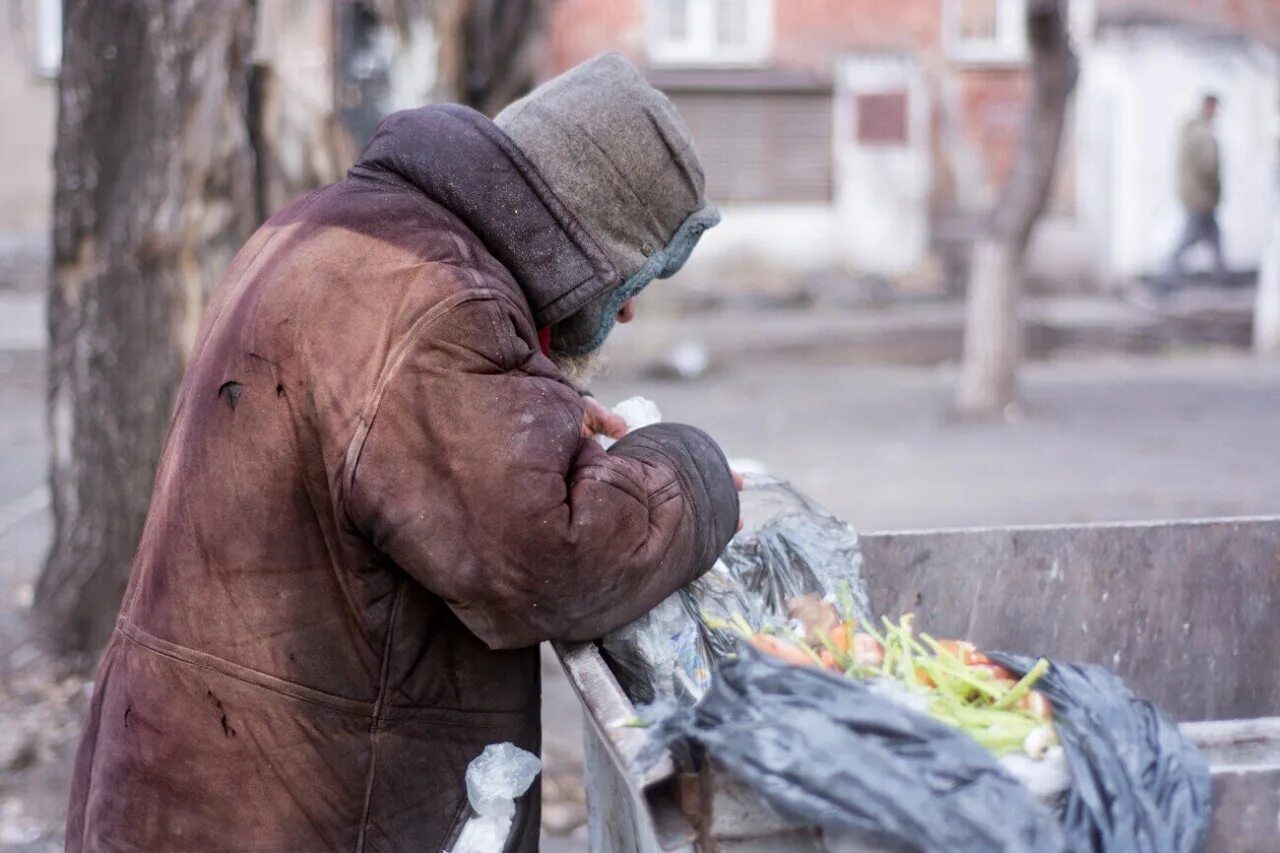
666, 88, 833, 202
943, 0, 1026, 64
35, 0, 63, 77
856, 91, 910, 147
647, 0, 773, 67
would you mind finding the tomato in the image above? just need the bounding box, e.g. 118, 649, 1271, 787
830, 623, 853, 655
1020, 691, 1054, 721
936, 639, 974, 661
852, 633, 885, 668
968, 662, 1017, 682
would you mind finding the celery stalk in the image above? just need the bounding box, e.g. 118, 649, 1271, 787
991, 658, 1051, 711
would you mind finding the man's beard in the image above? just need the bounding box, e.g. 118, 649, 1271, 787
550, 349, 607, 386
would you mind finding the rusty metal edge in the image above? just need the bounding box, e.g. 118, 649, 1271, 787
554, 640, 698, 850
552, 640, 678, 789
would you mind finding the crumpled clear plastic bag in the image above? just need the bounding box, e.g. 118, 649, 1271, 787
446, 742, 542, 853
601, 475, 871, 704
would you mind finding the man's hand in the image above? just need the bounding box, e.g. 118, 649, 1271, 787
581, 396, 628, 440
583, 397, 744, 529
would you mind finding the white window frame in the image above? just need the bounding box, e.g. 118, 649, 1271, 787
34, 0, 63, 77
646, 0, 774, 68
942, 0, 1027, 65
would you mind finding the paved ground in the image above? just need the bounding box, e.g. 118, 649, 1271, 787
4, 282, 1280, 849
592, 353, 1280, 531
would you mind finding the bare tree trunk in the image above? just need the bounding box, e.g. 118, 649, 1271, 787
252, 1, 355, 216
458, 0, 551, 116
350, 0, 551, 121
36, 0, 351, 659
38, 1, 260, 658
956, 0, 1078, 417
1254, 210, 1280, 355
37, 0, 550, 660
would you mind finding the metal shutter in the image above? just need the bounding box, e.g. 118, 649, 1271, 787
668, 90, 834, 203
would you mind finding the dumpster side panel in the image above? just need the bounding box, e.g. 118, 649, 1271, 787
1205, 767, 1280, 853
861, 518, 1280, 720
584, 718, 667, 853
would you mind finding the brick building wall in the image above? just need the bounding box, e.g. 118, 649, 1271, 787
956, 69, 1032, 194
550, 0, 943, 72
543, 0, 1035, 212
1099, 0, 1280, 48
547, 0, 646, 70
541, 1, 1276, 281
771, 0, 940, 68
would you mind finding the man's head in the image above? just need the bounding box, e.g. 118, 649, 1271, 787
495, 53, 718, 375
1202, 94, 1219, 122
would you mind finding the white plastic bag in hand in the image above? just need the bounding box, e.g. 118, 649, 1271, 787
593, 396, 662, 449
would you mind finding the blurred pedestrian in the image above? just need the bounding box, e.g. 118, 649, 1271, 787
1167, 94, 1227, 284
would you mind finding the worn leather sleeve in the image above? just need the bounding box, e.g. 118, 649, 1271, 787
345, 295, 739, 649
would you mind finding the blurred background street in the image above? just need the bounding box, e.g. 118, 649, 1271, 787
1, 0, 1278, 849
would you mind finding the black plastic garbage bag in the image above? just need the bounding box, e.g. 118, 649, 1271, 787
992, 654, 1211, 853
646, 648, 1069, 852
646, 649, 1211, 853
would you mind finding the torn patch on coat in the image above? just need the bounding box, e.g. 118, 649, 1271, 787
217, 381, 244, 411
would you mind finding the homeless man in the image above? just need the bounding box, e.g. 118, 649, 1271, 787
65, 53, 740, 852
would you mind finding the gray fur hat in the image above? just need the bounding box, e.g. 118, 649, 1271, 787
495, 52, 719, 356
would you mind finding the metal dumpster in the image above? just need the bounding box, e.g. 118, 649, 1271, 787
555, 517, 1280, 851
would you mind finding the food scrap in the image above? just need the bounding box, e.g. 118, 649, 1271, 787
708, 587, 1058, 760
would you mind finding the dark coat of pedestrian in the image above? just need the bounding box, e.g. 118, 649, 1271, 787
1169, 95, 1227, 280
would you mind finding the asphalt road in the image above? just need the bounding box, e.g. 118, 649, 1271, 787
592, 352, 1280, 531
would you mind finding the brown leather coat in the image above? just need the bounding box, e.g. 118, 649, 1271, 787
65, 105, 738, 852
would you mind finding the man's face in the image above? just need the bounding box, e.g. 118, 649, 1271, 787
549, 299, 637, 385
1204, 99, 1218, 122
616, 298, 635, 324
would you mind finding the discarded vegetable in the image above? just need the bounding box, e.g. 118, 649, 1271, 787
730, 602, 1058, 760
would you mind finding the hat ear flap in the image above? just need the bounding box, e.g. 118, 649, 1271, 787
551, 205, 720, 358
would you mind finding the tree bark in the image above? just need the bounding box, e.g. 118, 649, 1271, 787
37, 0, 550, 660
346, 0, 551, 122
38, 0, 261, 659
1254, 210, 1280, 355
459, 0, 551, 116
955, 0, 1078, 417
252, 1, 355, 218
